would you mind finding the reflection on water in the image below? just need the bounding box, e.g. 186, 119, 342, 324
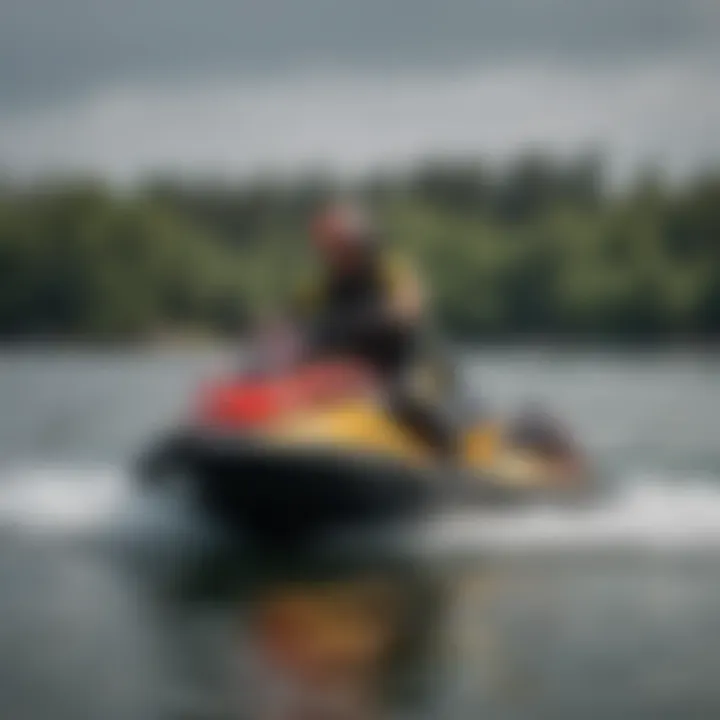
146, 539, 720, 720
4, 484, 720, 719
158, 547, 450, 720
236, 571, 435, 718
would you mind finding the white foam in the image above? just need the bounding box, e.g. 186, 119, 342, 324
0, 463, 131, 533
424, 472, 720, 555
0, 462, 207, 545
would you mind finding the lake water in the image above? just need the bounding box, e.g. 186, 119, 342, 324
0, 348, 719, 719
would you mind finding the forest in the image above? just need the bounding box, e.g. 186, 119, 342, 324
0, 154, 718, 342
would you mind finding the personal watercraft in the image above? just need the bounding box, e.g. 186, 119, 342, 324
139, 356, 590, 543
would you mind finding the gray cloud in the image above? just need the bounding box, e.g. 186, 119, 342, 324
0, 0, 718, 179
1, 0, 718, 108
1, 60, 718, 183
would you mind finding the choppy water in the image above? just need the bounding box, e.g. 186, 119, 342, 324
0, 348, 718, 719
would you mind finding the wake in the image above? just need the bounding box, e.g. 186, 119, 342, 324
0, 462, 208, 548
0, 463, 130, 532
423, 472, 720, 555
1, 463, 720, 555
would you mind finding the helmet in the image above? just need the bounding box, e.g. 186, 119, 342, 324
310, 200, 377, 254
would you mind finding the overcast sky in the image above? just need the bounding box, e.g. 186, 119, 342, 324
1, 0, 718, 181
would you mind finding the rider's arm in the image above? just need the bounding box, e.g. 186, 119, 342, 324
383, 256, 425, 325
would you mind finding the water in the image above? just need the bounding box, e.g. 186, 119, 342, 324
0, 348, 718, 719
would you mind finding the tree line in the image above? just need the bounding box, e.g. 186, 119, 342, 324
0, 155, 718, 342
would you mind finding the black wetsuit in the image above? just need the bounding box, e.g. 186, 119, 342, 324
292, 254, 457, 456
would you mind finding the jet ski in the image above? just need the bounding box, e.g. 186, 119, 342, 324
139, 350, 591, 544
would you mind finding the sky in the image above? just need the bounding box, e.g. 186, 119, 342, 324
0, 0, 718, 182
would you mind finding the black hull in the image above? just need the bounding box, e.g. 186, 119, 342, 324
140, 432, 434, 543
139, 431, 591, 545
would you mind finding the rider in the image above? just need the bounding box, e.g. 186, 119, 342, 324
290, 199, 457, 458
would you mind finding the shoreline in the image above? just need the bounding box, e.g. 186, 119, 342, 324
0, 335, 718, 357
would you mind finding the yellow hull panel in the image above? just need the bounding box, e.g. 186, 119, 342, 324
264, 401, 576, 490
